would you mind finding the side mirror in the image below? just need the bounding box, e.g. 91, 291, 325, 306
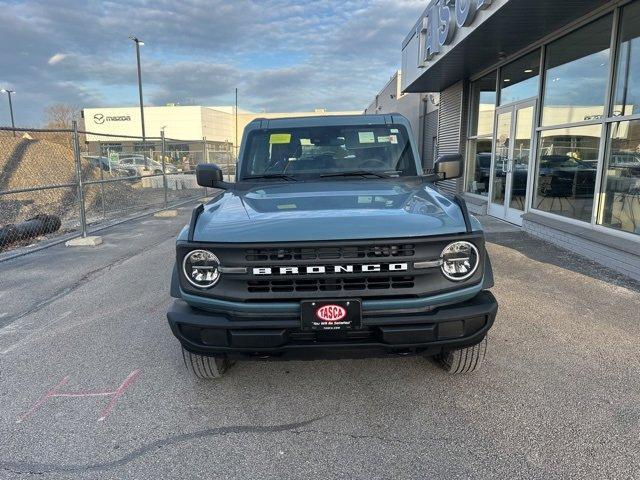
196, 164, 230, 189
434, 154, 464, 181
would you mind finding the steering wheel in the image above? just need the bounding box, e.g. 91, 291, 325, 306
360, 158, 388, 169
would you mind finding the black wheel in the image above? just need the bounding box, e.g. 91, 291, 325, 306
181, 347, 231, 379
435, 336, 488, 374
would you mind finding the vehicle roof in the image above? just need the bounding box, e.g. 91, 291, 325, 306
246, 113, 410, 129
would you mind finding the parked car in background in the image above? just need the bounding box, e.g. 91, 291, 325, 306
609, 152, 640, 176
119, 155, 178, 175
83, 155, 139, 178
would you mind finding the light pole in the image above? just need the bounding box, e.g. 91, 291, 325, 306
1, 89, 16, 136
129, 36, 146, 143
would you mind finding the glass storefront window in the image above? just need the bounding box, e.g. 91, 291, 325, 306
613, 1, 640, 117
465, 138, 493, 196
510, 106, 535, 211
598, 120, 640, 234
534, 125, 602, 222
542, 15, 613, 126
499, 50, 540, 106
470, 73, 497, 137
466, 73, 497, 196
491, 111, 512, 205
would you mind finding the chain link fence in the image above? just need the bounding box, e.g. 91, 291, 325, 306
0, 123, 236, 257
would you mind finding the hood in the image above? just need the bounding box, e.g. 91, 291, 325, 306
191, 179, 468, 243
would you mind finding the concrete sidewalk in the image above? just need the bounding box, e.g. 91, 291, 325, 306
0, 210, 639, 479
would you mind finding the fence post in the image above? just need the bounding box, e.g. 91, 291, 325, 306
202, 136, 208, 196
229, 140, 234, 182
161, 131, 168, 210
99, 141, 106, 220
203, 136, 208, 163
226, 140, 231, 182
72, 121, 88, 238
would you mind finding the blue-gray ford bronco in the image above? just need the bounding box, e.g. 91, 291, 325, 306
167, 114, 497, 378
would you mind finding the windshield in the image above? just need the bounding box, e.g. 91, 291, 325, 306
241, 124, 418, 179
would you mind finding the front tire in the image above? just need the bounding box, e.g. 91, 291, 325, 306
182, 347, 231, 379
436, 336, 488, 374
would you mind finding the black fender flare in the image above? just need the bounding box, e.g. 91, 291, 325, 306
482, 252, 495, 289
170, 263, 180, 298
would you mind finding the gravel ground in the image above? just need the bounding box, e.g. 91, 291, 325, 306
0, 209, 639, 479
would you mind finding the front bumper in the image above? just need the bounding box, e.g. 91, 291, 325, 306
167, 291, 498, 360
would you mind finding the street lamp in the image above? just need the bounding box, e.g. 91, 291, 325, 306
1, 89, 16, 136
129, 36, 146, 143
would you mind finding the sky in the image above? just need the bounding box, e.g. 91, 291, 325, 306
0, 0, 425, 127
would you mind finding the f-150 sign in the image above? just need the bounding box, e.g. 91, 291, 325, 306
420, 0, 493, 63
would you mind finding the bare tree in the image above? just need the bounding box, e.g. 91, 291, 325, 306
40, 103, 82, 149
43, 103, 80, 129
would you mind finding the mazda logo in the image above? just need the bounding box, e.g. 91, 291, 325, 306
93, 113, 105, 124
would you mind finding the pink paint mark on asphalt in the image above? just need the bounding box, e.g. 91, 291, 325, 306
17, 370, 141, 424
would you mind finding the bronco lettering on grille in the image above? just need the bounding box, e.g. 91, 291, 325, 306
252, 263, 409, 275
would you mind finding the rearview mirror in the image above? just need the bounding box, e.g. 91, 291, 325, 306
196, 164, 231, 189
434, 154, 463, 181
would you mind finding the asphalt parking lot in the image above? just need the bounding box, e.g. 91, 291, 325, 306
1, 207, 639, 479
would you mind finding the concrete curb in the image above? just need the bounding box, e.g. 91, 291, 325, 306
153, 210, 178, 218
65, 236, 103, 247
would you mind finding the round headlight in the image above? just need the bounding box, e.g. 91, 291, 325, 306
440, 241, 479, 281
183, 250, 220, 288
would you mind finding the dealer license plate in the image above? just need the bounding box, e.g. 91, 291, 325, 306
300, 299, 362, 331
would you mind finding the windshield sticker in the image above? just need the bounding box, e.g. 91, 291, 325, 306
358, 131, 375, 144
389, 134, 398, 144
377, 136, 391, 143
270, 133, 292, 144
390, 128, 399, 133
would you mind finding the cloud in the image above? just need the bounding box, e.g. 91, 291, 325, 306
47, 53, 68, 65
0, 0, 425, 126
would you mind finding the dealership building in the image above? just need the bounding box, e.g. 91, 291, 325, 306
81, 105, 359, 163
401, 0, 640, 279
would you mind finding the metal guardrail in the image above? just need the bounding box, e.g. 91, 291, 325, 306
0, 123, 236, 258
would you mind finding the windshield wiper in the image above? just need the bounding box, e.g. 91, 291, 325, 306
243, 173, 298, 181
320, 170, 393, 179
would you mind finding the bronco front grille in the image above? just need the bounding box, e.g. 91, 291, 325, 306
244, 244, 415, 262
247, 276, 415, 293
178, 234, 485, 302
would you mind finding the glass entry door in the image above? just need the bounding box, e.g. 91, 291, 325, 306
488, 99, 536, 225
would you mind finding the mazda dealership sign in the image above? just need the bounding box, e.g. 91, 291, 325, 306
93, 113, 132, 125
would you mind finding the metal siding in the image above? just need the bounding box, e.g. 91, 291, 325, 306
422, 110, 439, 170
436, 82, 465, 195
